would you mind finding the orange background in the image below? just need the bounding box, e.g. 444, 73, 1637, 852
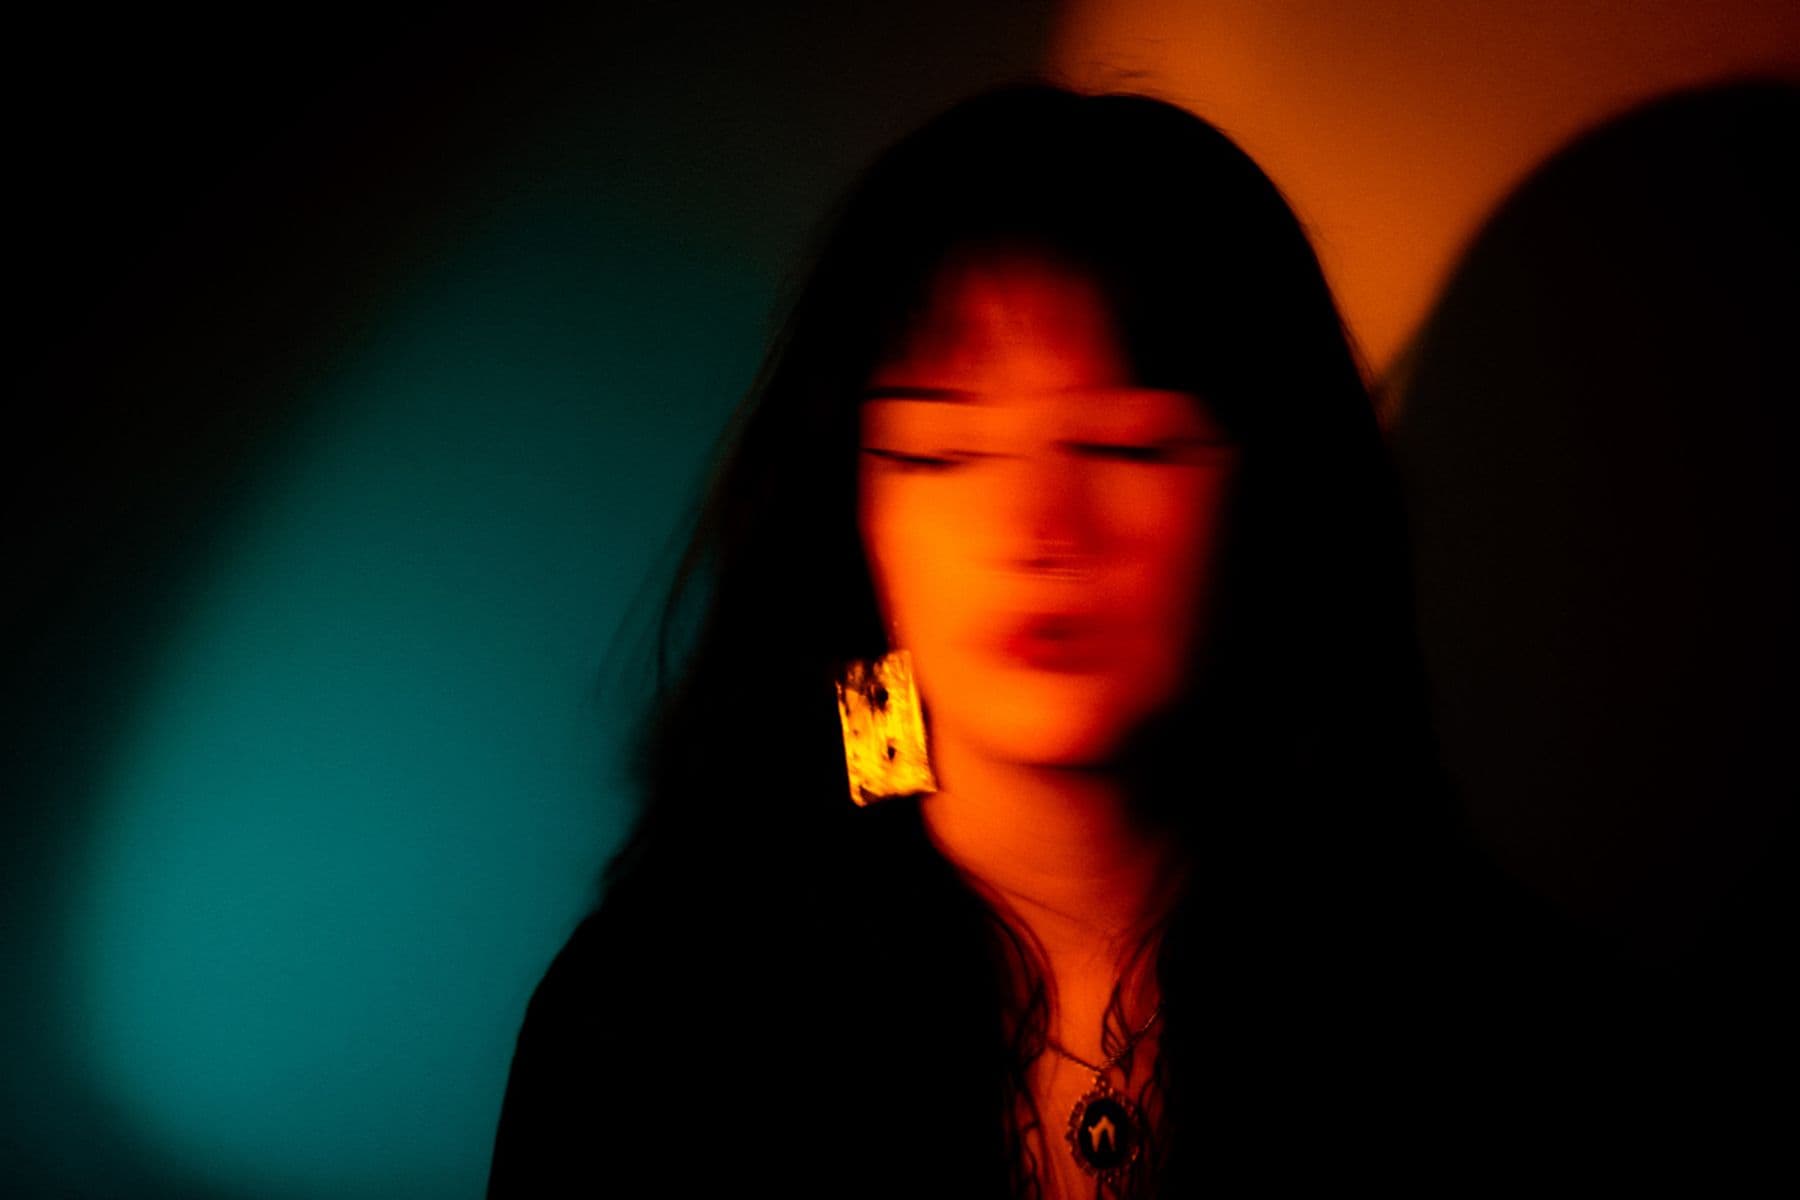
1051, 0, 1800, 382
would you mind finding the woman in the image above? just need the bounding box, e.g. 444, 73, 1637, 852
488, 81, 1542, 1197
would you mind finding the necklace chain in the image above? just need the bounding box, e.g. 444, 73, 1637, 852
1044, 1003, 1162, 1077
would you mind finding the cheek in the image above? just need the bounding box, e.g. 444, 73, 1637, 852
857, 475, 972, 639
1102, 469, 1236, 644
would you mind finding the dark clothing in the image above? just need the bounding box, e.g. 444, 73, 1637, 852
488, 801, 1792, 1195
488, 801, 1015, 1197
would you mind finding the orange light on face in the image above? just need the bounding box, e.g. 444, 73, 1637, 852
856, 254, 1240, 773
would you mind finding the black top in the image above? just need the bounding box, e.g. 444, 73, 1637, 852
488, 801, 1017, 1197
488, 800, 1791, 1195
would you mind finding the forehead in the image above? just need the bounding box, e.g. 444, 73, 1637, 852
870, 254, 1133, 391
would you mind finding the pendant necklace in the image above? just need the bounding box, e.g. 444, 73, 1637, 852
1046, 1003, 1161, 1189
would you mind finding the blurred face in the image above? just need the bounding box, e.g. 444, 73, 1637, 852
857, 254, 1241, 769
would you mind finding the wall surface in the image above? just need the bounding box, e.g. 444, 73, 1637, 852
1054, 0, 1800, 381
6, 5, 1057, 1196
9, 4, 1795, 1195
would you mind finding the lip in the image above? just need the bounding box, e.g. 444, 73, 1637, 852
994, 613, 1109, 672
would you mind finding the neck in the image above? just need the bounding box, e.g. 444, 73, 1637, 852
917, 725, 1185, 1041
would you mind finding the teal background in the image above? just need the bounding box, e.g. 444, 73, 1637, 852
63, 193, 738, 1197
8, 6, 1056, 1196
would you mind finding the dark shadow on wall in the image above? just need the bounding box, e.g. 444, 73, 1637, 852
1388, 79, 1799, 1098
3, 3, 1059, 1195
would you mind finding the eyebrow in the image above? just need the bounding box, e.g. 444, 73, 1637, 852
860, 385, 977, 403
859, 384, 1215, 411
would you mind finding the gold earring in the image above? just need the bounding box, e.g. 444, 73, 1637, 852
835, 647, 939, 806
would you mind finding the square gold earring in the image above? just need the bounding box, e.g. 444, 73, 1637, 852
835, 648, 939, 806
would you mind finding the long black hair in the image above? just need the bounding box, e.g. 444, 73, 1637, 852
598, 80, 1471, 1195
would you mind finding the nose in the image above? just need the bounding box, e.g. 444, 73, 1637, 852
1002, 450, 1097, 576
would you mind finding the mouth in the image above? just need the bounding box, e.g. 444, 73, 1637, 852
994, 613, 1109, 673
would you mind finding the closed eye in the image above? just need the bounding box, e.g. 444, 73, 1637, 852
861, 448, 964, 472
863, 439, 1232, 471
1081, 436, 1239, 464
1077, 443, 1169, 462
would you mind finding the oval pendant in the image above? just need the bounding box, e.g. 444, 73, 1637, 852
1066, 1075, 1145, 1181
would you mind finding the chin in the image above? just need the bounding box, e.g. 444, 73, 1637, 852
967, 708, 1136, 769
922, 661, 1158, 767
